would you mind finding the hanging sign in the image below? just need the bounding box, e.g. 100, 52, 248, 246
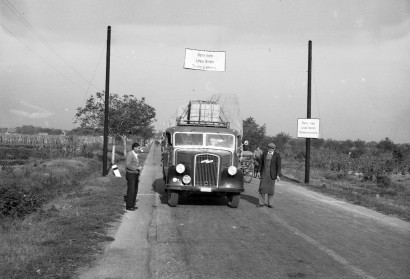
297, 118, 320, 139
184, 48, 226, 72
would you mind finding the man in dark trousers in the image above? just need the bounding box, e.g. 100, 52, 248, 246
125, 142, 142, 211
257, 143, 282, 208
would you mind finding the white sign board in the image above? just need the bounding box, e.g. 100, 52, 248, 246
297, 118, 320, 139
184, 48, 226, 71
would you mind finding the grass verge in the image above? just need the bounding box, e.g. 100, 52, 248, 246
282, 160, 410, 222
0, 150, 148, 278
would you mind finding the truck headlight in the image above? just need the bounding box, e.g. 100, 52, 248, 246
228, 166, 237, 176
176, 164, 185, 174
182, 175, 191, 184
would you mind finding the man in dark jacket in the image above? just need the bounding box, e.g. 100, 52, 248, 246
257, 143, 281, 208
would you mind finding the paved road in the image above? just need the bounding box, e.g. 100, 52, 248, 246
80, 144, 410, 279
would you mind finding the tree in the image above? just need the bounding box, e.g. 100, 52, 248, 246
242, 117, 266, 151
350, 139, 366, 158
376, 137, 396, 152
139, 125, 156, 145
16, 125, 37, 134
311, 138, 325, 149
66, 127, 100, 136
75, 92, 156, 163
273, 132, 292, 150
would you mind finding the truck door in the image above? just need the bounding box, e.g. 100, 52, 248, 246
163, 132, 173, 171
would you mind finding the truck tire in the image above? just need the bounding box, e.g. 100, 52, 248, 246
167, 190, 179, 207
227, 193, 240, 208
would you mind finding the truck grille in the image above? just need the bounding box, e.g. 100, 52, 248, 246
194, 154, 219, 187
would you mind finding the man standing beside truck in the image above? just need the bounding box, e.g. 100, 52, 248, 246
125, 142, 142, 211
257, 143, 281, 208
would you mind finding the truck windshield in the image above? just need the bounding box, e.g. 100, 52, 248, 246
205, 134, 234, 149
174, 133, 203, 146
174, 132, 235, 149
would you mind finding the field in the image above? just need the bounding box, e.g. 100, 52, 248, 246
0, 134, 104, 166
0, 135, 147, 278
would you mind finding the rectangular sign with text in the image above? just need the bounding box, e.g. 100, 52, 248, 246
297, 118, 320, 139
184, 48, 226, 72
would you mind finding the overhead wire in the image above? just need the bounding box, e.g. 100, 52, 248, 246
110, 53, 178, 69
2, 0, 101, 91
82, 43, 106, 105
111, 28, 309, 73
1, 22, 89, 93
2, 0, 47, 42
110, 48, 306, 73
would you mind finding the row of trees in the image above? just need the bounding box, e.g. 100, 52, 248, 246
4, 96, 408, 175
1, 92, 157, 164
1, 93, 156, 145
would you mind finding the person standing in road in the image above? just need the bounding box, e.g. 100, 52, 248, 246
257, 143, 281, 208
125, 142, 142, 211
253, 146, 262, 178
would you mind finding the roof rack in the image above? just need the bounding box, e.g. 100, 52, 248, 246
176, 100, 230, 128
176, 118, 230, 128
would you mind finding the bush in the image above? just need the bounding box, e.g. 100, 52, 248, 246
0, 184, 44, 218
0, 158, 98, 219
376, 175, 392, 188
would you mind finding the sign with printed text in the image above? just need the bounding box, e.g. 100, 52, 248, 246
184, 48, 226, 71
297, 118, 320, 139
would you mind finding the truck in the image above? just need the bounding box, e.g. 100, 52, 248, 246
162, 100, 245, 208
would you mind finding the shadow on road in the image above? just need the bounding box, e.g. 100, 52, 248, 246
240, 193, 259, 206
177, 194, 228, 206
152, 178, 167, 204
151, 178, 233, 207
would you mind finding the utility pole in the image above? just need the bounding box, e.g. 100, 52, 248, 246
305, 40, 312, 183
103, 26, 111, 176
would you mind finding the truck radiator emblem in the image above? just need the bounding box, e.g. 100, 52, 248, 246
200, 159, 213, 163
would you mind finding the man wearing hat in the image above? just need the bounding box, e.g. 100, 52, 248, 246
257, 143, 282, 208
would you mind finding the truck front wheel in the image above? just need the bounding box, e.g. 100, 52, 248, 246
167, 190, 179, 207
227, 193, 240, 208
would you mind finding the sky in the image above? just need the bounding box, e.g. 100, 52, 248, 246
1, 0, 409, 143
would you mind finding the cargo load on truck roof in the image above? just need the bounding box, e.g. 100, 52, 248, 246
177, 100, 229, 128
172, 93, 243, 135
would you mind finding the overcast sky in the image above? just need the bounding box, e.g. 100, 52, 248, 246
1, 0, 409, 143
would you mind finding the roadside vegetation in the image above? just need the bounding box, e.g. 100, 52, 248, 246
0, 137, 148, 278
244, 117, 410, 221
1, 93, 156, 278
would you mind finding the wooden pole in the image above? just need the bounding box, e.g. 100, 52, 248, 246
305, 40, 312, 184
103, 26, 111, 176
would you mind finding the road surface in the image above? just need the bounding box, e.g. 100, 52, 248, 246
79, 144, 410, 279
